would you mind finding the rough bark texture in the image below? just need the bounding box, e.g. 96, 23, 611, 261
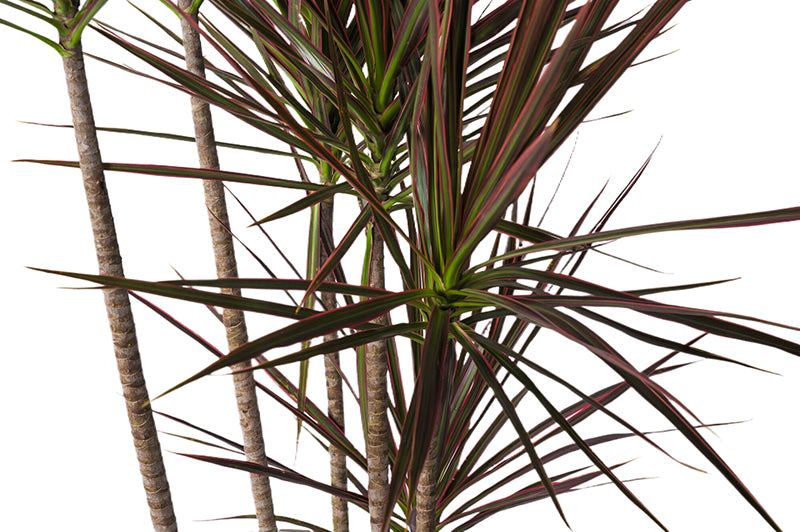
61, 44, 177, 531
415, 436, 440, 532
320, 199, 350, 532
366, 228, 390, 532
178, 5, 277, 531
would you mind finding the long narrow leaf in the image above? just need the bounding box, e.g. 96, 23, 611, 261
156, 289, 433, 399
451, 322, 570, 528
18, 159, 322, 190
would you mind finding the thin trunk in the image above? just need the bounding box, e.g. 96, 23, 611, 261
366, 227, 390, 532
59, 41, 177, 531
416, 338, 453, 532
321, 198, 349, 532
415, 436, 440, 532
178, 5, 277, 531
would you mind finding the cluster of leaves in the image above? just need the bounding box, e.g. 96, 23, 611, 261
5, 0, 800, 530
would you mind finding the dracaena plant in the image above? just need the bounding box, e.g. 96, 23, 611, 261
9, 0, 800, 531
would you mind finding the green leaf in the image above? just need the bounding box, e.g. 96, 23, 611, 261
0, 0, 61, 28
0, 16, 68, 56
377, 0, 427, 110
299, 206, 372, 305
66, 0, 109, 48
252, 182, 351, 224
446, 121, 557, 285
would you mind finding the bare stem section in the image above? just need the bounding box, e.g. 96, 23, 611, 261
415, 435, 440, 532
60, 44, 177, 531
321, 199, 349, 532
179, 4, 277, 531
366, 227, 390, 532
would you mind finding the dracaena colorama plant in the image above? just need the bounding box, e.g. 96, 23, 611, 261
15, 0, 800, 531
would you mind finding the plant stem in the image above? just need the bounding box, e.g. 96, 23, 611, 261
321, 197, 349, 532
366, 225, 390, 532
178, 4, 277, 531
415, 434, 440, 532
60, 41, 177, 532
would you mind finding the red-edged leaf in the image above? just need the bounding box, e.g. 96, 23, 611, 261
17, 159, 322, 190
248, 322, 425, 370
451, 323, 570, 528
32, 268, 313, 319
155, 289, 433, 399
177, 453, 369, 506
493, 206, 800, 262
252, 182, 351, 225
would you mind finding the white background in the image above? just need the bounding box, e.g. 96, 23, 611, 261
1, 1, 798, 531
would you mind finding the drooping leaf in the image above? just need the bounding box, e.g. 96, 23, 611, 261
451, 322, 570, 528
155, 289, 433, 399
178, 453, 369, 506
